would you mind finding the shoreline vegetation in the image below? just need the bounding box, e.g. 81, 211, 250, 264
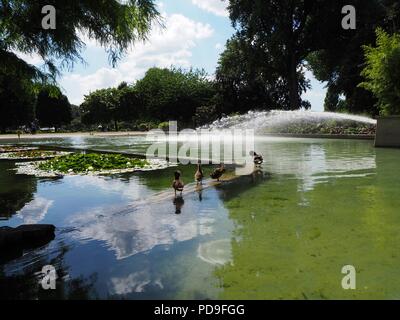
0, 118, 377, 140
0, 131, 148, 140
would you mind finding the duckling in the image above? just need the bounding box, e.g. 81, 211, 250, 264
250, 151, 264, 165
210, 164, 225, 181
194, 162, 204, 185
172, 170, 184, 197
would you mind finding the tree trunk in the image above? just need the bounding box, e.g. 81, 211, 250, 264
114, 120, 119, 132
289, 54, 300, 110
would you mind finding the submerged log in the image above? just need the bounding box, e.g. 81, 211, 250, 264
0, 224, 55, 264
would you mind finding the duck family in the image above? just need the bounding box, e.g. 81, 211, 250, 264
173, 152, 263, 197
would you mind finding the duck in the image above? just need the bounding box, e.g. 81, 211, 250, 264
194, 162, 204, 185
172, 170, 184, 196
250, 151, 264, 165
210, 164, 225, 181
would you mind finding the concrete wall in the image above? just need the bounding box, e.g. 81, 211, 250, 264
375, 116, 400, 148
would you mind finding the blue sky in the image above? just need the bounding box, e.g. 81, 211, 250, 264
20, 0, 326, 111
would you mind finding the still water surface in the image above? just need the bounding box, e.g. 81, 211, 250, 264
1, 136, 399, 299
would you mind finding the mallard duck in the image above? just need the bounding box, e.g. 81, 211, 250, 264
250, 151, 264, 165
172, 170, 184, 196
210, 164, 225, 181
194, 162, 204, 185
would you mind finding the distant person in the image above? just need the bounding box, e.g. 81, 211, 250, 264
172, 170, 184, 197
250, 151, 264, 166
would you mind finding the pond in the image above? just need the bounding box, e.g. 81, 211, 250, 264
1, 136, 400, 299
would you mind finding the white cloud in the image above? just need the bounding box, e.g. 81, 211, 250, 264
14, 52, 43, 66
192, 0, 229, 17
215, 42, 223, 50
61, 13, 214, 105
68, 201, 216, 260
111, 272, 152, 294
16, 197, 54, 224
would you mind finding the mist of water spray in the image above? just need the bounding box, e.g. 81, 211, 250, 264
200, 110, 376, 133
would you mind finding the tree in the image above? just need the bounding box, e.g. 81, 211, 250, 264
81, 88, 119, 130
81, 86, 140, 131
215, 37, 307, 114
134, 67, 216, 124
117, 84, 141, 128
0, 70, 35, 133
1, 0, 159, 133
0, 0, 160, 83
224, 0, 335, 111
359, 28, 400, 115
306, 0, 400, 116
36, 86, 72, 131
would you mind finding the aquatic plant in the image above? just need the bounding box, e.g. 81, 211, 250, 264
38, 153, 149, 174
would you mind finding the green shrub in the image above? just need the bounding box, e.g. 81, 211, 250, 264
158, 122, 170, 132
360, 28, 400, 115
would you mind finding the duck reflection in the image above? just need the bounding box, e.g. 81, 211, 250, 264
196, 184, 203, 202
173, 196, 185, 214
251, 166, 265, 184
217, 167, 269, 201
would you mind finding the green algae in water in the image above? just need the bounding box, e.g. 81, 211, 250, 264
215, 164, 400, 299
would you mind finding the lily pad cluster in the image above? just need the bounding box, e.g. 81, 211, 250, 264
38, 153, 149, 174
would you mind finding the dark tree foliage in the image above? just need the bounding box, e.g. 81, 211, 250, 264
134, 67, 216, 124
306, 0, 400, 116
80, 68, 216, 129
81, 86, 140, 131
219, 0, 338, 112
36, 85, 72, 130
0, 70, 35, 132
216, 36, 310, 114
219, 0, 400, 116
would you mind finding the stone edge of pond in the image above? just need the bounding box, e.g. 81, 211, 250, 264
13, 158, 170, 178
0, 151, 71, 161
263, 133, 375, 140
